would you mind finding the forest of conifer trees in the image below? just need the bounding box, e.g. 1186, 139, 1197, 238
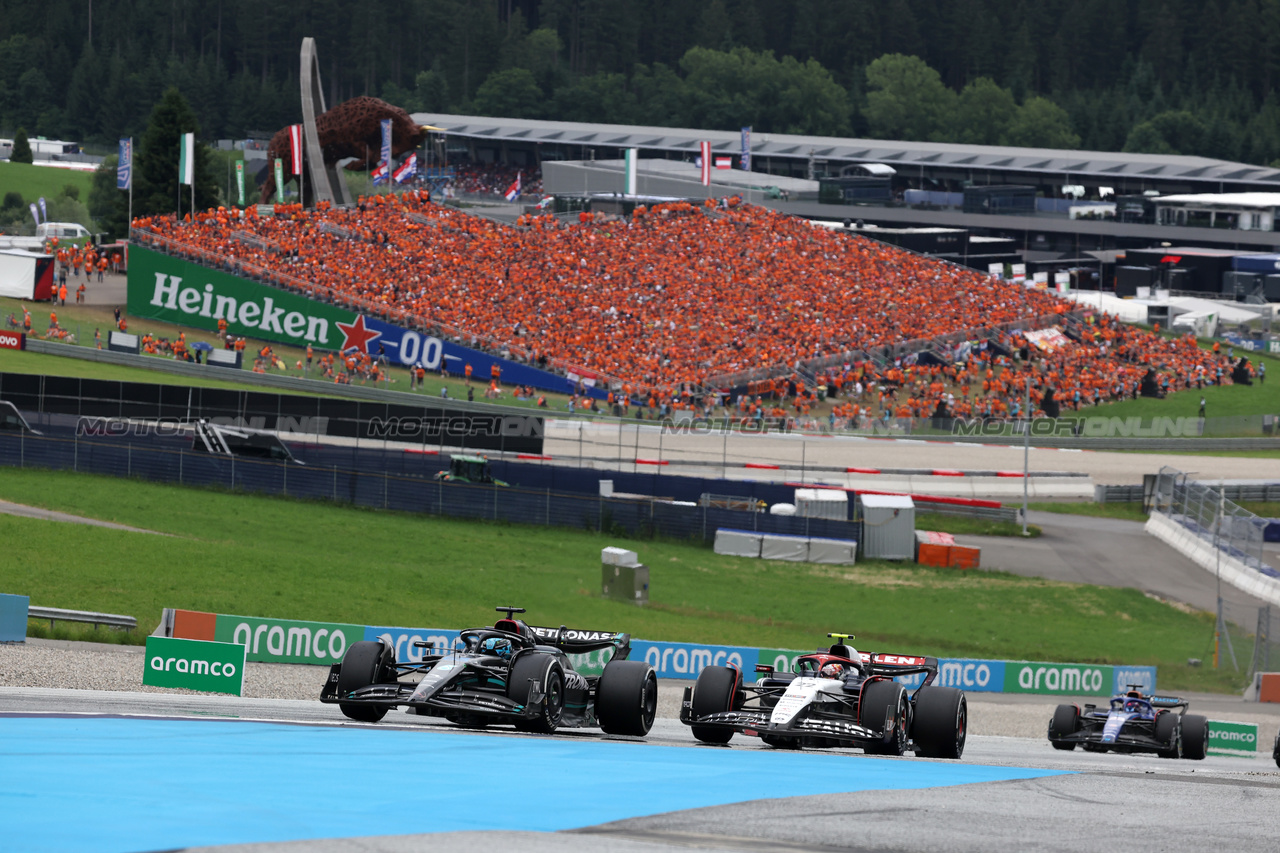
3, 0, 1280, 165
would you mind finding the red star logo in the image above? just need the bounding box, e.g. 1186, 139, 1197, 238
336, 314, 381, 354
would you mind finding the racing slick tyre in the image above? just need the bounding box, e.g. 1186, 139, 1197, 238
1180, 714, 1209, 760
1155, 711, 1182, 759
1273, 731, 1279, 768
911, 686, 967, 759
596, 659, 658, 736
862, 681, 910, 756
337, 641, 393, 723
691, 665, 741, 744
1048, 704, 1080, 750
508, 653, 565, 734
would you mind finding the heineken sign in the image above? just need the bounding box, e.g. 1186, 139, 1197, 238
143, 636, 246, 695
125, 244, 581, 397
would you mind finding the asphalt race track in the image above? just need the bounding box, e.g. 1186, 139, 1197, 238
2, 689, 1277, 853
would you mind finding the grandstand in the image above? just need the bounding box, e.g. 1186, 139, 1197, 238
126, 190, 1239, 430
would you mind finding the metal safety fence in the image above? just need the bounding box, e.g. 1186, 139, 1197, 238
1152, 466, 1275, 577
1151, 466, 1280, 673
0, 431, 861, 546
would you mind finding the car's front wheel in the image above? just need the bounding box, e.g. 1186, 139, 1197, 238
508, 653, 565, 734
1048, 704, 1080, 750
1155, 711, 1181, 758
862, 681, 909, 756
690, 665, 741, 744
337, 640, 392, 723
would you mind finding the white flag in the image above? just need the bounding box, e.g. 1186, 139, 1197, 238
178, 132, 194, 186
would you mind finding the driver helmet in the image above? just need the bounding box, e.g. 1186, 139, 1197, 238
1124, 698, 1142, 713
481, 637, 513, 659
820, 662, 845, 680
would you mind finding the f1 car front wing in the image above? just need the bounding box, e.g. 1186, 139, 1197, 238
680, 704, 890, 743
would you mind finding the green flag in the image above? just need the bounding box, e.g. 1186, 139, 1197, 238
274, 158, 284, 201
178, 132, 194, 186
235, 161, 245, 206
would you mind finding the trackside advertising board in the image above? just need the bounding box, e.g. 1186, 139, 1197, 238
143, 636, 245, 695
1207, 720, 1260, 756
126, 244, 604, 397
166, 608, 1155, 694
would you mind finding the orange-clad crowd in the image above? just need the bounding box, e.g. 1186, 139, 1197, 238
130, 191, 1240, 424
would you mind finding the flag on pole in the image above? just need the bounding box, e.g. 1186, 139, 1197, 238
740, 127, 751, 172
28, 203, 39, 225
235, 161, 245, 206
714, 157, 732, 169
380, 119, 392, 169
117, 138, 132, 189
393, 153, 417, 184
178, 132, 195, 186
371, 162, 389, 185
700, 141, 712, 186
504, 172, 522, 202
289, 124, 303, 175
624, 148, 637, 196
38, 197, 47, 222
274, 158, 285, 200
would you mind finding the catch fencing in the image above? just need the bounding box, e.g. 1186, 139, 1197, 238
0, 430, 861, 545
1150, 466, 1280, 673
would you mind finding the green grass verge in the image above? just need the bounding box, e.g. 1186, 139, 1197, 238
916, 512, 1041, 538
1026, 502, 1149, 522
0, 161, 95, 212
0, 468, 1252, 693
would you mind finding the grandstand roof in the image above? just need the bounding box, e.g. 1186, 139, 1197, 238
412, 112, 1280, 187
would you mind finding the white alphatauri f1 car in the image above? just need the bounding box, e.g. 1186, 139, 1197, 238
680, 634, 967, 759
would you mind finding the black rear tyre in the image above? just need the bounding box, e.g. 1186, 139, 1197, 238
596, 659, 658, 736
691, 665, 740, 744
1181, 714, 1208, 760
911, 686, 967, 759
1048, 704, 1079, 750
1155, 711, 1181, 759
337, 640, 392, 723
508, 653, 565, 734
862, 680, 909, 756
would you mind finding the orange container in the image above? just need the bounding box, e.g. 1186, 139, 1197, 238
948, 546, 981, 570
917, 543, 952, 567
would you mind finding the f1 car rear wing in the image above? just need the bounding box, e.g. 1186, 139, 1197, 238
861, 652, 939, 679
528, 625, 631, 657
1146, 695, 1189, 711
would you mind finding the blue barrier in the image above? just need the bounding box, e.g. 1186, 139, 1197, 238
0, 593, 29, 642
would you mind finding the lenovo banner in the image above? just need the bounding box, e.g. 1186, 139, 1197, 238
0, 331, 24, 350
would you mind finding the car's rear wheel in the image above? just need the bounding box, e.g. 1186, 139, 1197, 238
911, 686, 967, 759
1048, 704, 1080, 750
595, 659, 658, 736
337, 640, 392, 723
1181, 714, 1209, 760
508, 653, 565, 734
862, 680, 909, 756
1155, 711, 1181, 758
691, 665, 741, 744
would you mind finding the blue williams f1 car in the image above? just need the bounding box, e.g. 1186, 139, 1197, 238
321, 607, 657, 736
1047, 687, 1208, 759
